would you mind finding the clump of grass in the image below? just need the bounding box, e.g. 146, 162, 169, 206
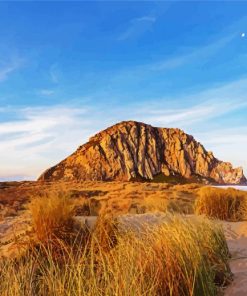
0, 212, 231, 296
91, 214, 118, 252
195, 187, 247, 221
29, 194, 75, 243
141, 196, 169, 213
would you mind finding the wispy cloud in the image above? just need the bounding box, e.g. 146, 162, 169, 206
197, 128, 247, 146
135, 16, 156, 23
0, 105, 96, 179
147, 15, 247, 72
38, 89, 55, 96
195, 127, 247, 171
0, 56, 23, 82
0, 65, 17, 81
49, 63, 59, 83
135, 78, 247, 128
112, 17, 243, 87
1, 77, 247, 180
150, 33, 237, 72
118, 15, 156, 41
114, 31, 237, 83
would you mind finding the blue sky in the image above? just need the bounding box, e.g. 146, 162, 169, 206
0, 1, 247, 180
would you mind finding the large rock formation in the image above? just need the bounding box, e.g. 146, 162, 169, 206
38, 121, 246, 184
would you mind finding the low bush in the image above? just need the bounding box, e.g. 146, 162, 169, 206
195, 187, 247, 221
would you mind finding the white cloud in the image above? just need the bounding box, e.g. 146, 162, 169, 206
0, 65, 17, 81
135, 16, 156, 23
118, 15, 157, 41
150, 16, 247, 72
38, 89, 55, 96
116, 32, 237, 77
0, 57, 23, 82
110, 31, 238, 90
50, 64, 59, 83
1, 77, 247, 180
153, 33, 236, 71
0, 106, 98, 180
194, 128, 247, 173
129, 77, 247, 129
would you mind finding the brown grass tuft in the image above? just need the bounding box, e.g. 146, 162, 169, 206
29, 194, 75, 243
195, 187, 247, 221
91, 214, 118, 253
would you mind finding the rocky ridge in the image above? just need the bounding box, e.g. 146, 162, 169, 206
38, 121, 246, 184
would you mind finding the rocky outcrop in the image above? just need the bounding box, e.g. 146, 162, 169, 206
38, 121, 246, 184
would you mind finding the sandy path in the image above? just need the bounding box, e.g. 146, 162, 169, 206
223, 221, 247, 295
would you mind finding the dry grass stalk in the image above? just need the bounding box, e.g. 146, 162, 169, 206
0, 207, 231, 296
29, 194, 75, 243
195, 187, 247, 221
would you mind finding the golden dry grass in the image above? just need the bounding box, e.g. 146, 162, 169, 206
0, 203, 231, 296
2, 181, 245, 295
138, 196, 169, 213
0, 181, 201, 218
195, 187, 247, 221
29, 194, 75, 242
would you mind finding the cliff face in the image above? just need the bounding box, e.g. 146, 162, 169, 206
38, 121, 246, 184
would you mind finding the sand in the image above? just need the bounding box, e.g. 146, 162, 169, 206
223, 221, 247, 295
0, 211, 32, 257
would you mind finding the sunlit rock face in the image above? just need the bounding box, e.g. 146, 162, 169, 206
38, 121, 246, 185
